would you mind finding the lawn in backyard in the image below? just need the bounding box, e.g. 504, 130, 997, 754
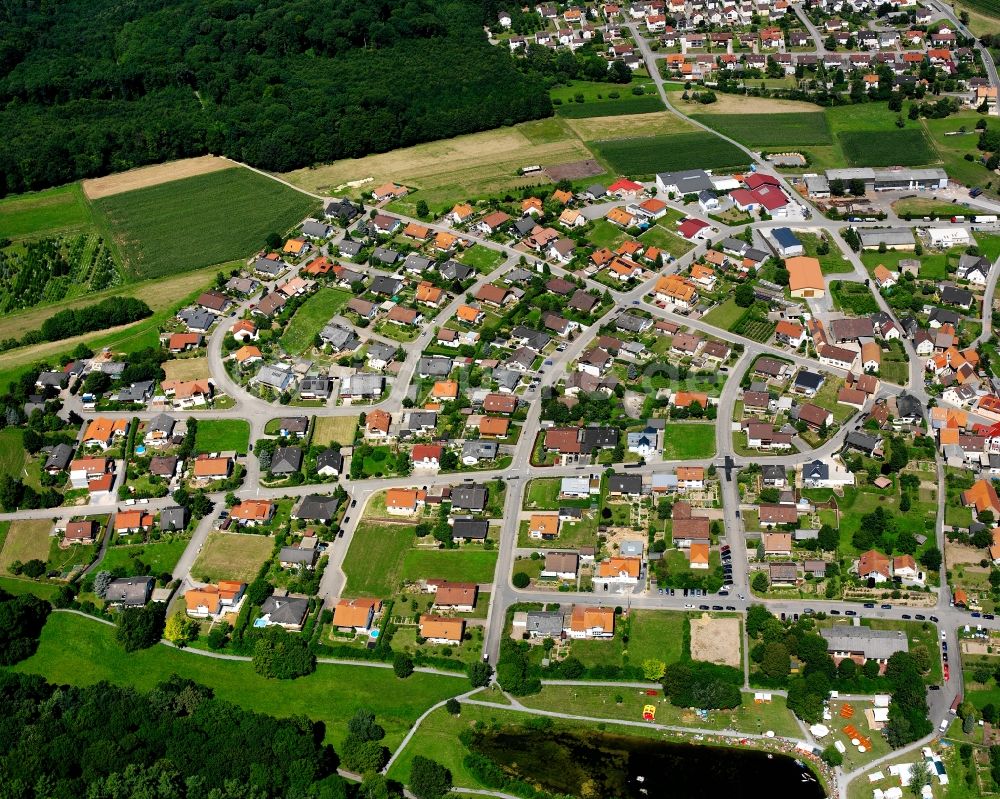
190, 532, 274, 584
15, 612, 461, 751
162, 356, 210, 382
523, 477, 594, 510
0, 427, 26, 482
94, 168, 319, 280
0, 183, 95, 240
194, 419, 250, 454
702, 297, 746, 331
342, 522, 416, 597
399, 549, 498, 584
312, 416, 358, 447
693, 112, 832, 147
591, 132, 749, 176
459, 244, 505, 272
831, 281, 879, 315
661, 423, 715, 459
99, 539, 189, 578
587, 219, 627, 249
517, 515, 598, 550
835, 485, 937, 557
637, 223, 693, 257
796, 231, 854, 274
0, 520, 53, 574
279, 287, 353, 355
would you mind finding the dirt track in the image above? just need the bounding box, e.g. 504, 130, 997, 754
82, 156, 235, 199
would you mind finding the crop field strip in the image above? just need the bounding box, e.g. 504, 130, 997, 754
692, 112, 833, 147
838, 129, 937, 168
555, 95, 665, 118
93, 167, 318, 280
591, 131, 750, 176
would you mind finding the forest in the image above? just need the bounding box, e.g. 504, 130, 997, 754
0, 671, 349, 798
0, 0, 552, 196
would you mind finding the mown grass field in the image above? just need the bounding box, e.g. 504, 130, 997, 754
693, 112, 832, 147
94, 168, 318, 280
99, 540, 189, 577
15, 612, 461, 751
194, 419, 250, 454
838, 129, 936, 168
556, 95, 664, 118
0, 520, 52, 574
312, 416, 357, 447
190, 532, 273, 584
0, 183, 95, 240
592, 132, 749, 176
399, 549, 498, 584
342, 522, 416, 597
0, 428, 26, 482
279, 287, 353, 354
661, 423, 716, 459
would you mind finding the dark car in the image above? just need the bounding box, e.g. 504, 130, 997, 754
902, 614, 911, 619
699, 605, 709, 610
881, 604, 892, 610
830, 610, 841, 615
726, 606, 736, 611
986, 614, 996, 620
712, 605, 723, 611
864, 603, 875, 609
930, 615, 939, 622
915, 614, 926, 620
845, 610, 857, 616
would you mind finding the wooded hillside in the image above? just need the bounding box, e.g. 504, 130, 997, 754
0, 0, 551, 195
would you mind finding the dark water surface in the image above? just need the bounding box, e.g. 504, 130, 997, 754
471, 728, 827, 799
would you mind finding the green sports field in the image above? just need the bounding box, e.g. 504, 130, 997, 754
693, 112, 833, 147
15, 612, 461, 750
592, 132, 749, 176
94, 168, 318, 280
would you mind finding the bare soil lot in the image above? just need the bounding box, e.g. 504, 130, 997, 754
82, 157, 235, 199
544, 160, 605, 181
690, 614, 741, 668
668, 92, 823, 115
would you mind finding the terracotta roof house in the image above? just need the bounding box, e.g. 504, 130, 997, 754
786, 256, 824, 298
419, 614, 465, 643
230, 500, 275, 525
858, 549, 892, 582
333, 598, 382, 632
568, 605, 615, 638
963, 479, 1000, 517
433, 581, 478, 611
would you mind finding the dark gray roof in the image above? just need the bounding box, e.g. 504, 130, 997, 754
325, 198, 360, 221
895, 392, 923, 420
514, 217, 536, 236
418, 356, 453, 377
338, 240, 363, 258
404, 411, 438, 432
762, 464, 786, 481
609, 474, 643, 494
294, 493, 339, 521
453, 518, 489, 540
771, 227, 801, 249
526, 611, 565, 636
367, 342, 396, 363
403, 253, 432, 273
178, 308, 217, 331
302, 220, 332, 239
510, 325, 551, 352
271, 446, 303, 474
802, 459, 829, 481
106, 577, 154, 607
794, 371, 824, 391
371, 276, 403, 295
941, 284, 973, 308
372, 247, 399, 265
259, 595, 310, 626
452, 484, 488, 511
846, 431, 880, 453
615, 312, 650, 333
578, 426, 618, 453
279, 416, 309, 434
116, 381, 154, 403
462, 440, 498, 460
159, 506, 188, 531
44, 443, 74, 471
439, 260, 474, 281
279, 546, 318, 566
316, 449, 343, 473
148, 413, 176, 436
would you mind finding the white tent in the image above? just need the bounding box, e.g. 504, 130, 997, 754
810, 724, 830, 738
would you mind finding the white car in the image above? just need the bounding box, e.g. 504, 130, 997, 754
684, 603, 694, 609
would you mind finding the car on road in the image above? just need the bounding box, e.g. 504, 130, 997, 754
737, 594, 745, 601
864, 603, 875, 609
351, 499, 357, 508
725, 606, 736, 611
342, 517, 350, 526
929, 685, 940, 691
719, 590, 729, 596
658, 588, 664, 595
930, 615, 939, 623
881, 604, 892, 609
986, 614, 996, 620
804, 608, 814, 614
972, 612, 982, 618
712, 605, 723, 611
944, 664, 950, 681
845, 610, 857, 616
699, 605, 710, 610
684, 603, 694, 609
830, 610, 840, 615
544, 359, 553, 366
901, 614, 911, 619
915, 614, 926, 620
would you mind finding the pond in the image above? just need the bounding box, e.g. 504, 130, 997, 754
471, 727, 826, 799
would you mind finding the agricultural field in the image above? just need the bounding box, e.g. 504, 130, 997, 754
693, 112, 833, 147
838, 129, 937, 168
562, 111, 696, 141
312, 416, 357, 447
190, 532, 273, 584
556, 95, 664, 118
279, 287, 353, 355
592, 132, 749, 176
194, 419, 250, 454
0, 428, 26, 484
660, 423, 716, 459
951, 0, 1000, 36
922, 112, 1000, 194
94, 168, 318, 280
15, 612, 460, 751
282, 119, 599, 216
82, 156, 235, 199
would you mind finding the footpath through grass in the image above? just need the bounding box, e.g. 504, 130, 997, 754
94, 168, 318, 280
15, 612, 461, 750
